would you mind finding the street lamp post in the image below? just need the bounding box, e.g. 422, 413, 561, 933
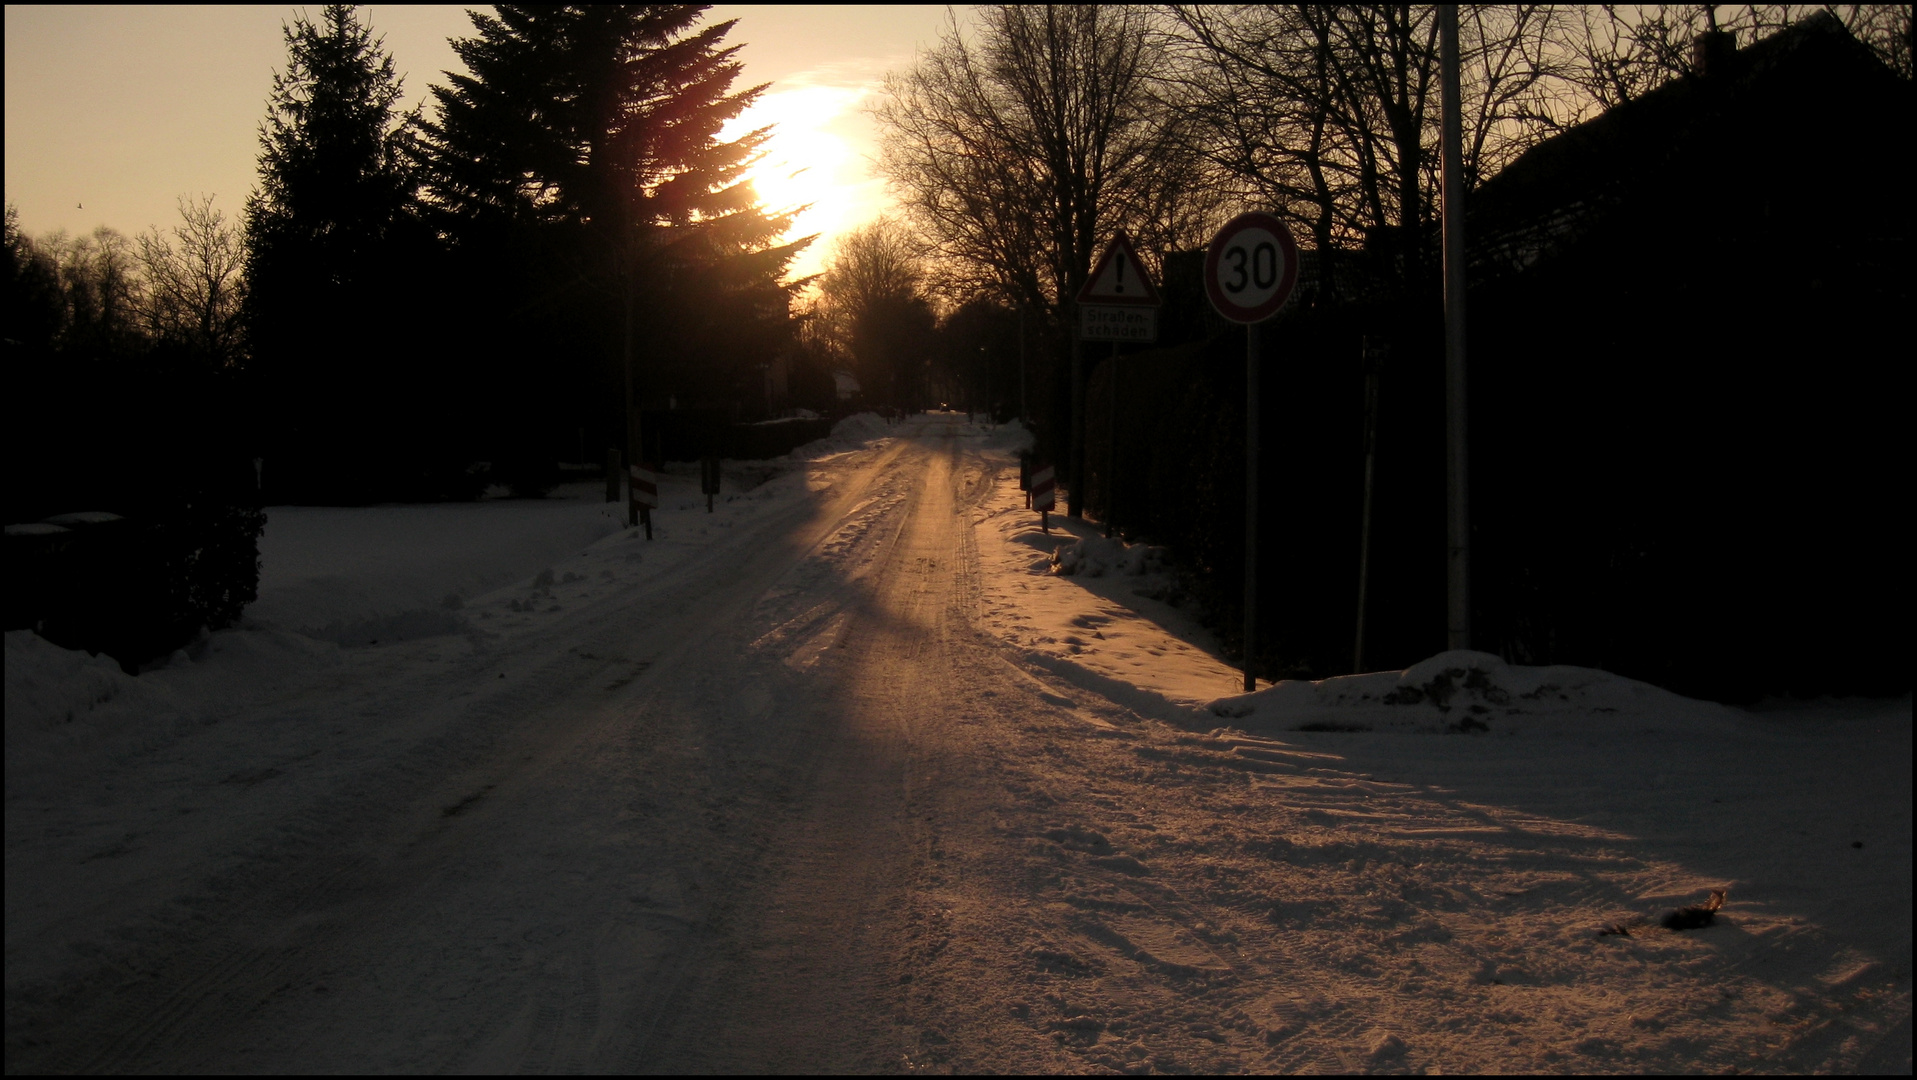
1440, 3, 1472, 650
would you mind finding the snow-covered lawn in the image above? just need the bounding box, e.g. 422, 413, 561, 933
6, 411, 1908, 1073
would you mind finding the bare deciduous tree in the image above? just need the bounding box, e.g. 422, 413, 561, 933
880, 5, 1222, 510
27, 224, 144, 360
1847, 3, 1915, 77
813, 217, 936, 409
1166, 4, 1579, 270
137, 194, 248, 367
1557, 5, 1698, 108
879, 5, 1219, 327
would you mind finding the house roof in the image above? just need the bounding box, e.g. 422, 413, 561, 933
1468, 12, 1911, 281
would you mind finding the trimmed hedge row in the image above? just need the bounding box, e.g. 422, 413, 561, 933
638, 409, 834, 463
6, 467, 263, 673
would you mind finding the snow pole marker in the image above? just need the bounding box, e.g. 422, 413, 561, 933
700, 455, 721, 513
1031, 463, 1056, 533
629, 462, 658, 540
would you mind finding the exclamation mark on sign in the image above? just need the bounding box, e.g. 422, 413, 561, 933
1115, 253, 1126, 293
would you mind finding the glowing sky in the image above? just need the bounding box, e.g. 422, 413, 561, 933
3, 5, 961, 282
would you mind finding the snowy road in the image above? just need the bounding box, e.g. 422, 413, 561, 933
7, 415, 1909, 1073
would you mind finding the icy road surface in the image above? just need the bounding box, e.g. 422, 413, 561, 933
6, 414, 1910, 1073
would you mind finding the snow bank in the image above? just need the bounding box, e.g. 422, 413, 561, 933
1048, 534, 1169, 578
947, 414, 1033, 445
1204, 649, 1741, 734
2, 625, 340, 793
3, 628, 167, 734
4, 628, 181, 795
791, 412, 892, 460
976, 417, 1035, 455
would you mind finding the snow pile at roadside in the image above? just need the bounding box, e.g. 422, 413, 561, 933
247, 482, 626, 645
2, 625, 342, 792
1048, 534, 1171, 578
793, 411, 892, 459
1203, 649, 1742, 734
4, 629, 181, 789
975, 417, 1034, 454
949, 413, 1023, 440
3, 629, 169, 735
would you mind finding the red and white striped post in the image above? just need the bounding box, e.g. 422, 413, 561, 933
1031, 463, 1056, 533
629, 462, 658, 540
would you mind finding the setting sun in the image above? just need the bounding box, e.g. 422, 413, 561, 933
722, 82, 883, 282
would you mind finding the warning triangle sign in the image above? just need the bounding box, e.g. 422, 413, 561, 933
1075, 232, 1162, 306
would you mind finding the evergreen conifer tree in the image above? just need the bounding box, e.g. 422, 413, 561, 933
245, 4, 427, 501
419, 4, 811, 469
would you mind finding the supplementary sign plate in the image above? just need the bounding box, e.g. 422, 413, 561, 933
1080, 305, 1157, 342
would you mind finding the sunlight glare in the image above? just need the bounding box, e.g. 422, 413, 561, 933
721, 83, 884, 282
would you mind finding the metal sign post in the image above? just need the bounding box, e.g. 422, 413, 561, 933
1106, 340, 1119, 538
1075, 233, 1161, 539
1440, 4, 1473, 652
1204, 211, 1300, 693
700, 455, 721, 513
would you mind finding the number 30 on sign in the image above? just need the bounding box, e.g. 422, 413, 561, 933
1204, 211, 1300, 325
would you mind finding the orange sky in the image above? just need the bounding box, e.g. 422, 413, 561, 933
3, 5, 962, 281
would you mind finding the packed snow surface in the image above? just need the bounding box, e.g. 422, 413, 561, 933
6, 412, 1909, 1073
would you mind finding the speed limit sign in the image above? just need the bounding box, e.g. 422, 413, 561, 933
1204, 212, 1299, 324
1206, 210, 1300, 694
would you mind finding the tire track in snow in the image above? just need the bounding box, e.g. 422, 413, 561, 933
616, 422, 963, 1071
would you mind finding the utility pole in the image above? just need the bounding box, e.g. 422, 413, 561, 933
1440, 3, 1472, 651
1353, 336, 1385, 672
1105, 341, 1119, 538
